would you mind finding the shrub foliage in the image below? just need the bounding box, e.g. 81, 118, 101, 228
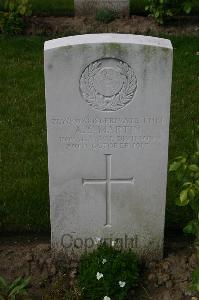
78, 243, 139, 300
0, 0, 31, 35
145, 0, 192, 24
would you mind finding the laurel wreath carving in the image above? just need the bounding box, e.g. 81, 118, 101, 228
80, 59, 137, 112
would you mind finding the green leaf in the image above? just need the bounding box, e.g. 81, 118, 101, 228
175, 156, 185, 160
189, 188, 195, 200
183, 182, 192, 188
180, 188, 189, 202
169, 161, 182, 172
0, 276, 7, 288
183, 2, 192, 14
183, 223, 193, 234
195, 172, 199, 179
176, 197, 189, 206
191, 267, 199, 291
166, 9, 173, 16
18, 6, 26, 15
183, 220, 199, 237
9, 277, 30, 296
9, 277, 22, 291
190, 197, 199, 212
189, 165, 199, 172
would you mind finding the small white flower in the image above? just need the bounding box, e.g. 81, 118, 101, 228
102, 258, 107, 264
119, 281, 126, 288
111, 240, 115, 246
95, 237, 101, 245
103, 297, 111, 300
96, 272, 103, 280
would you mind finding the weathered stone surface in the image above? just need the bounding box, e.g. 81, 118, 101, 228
74, 0, 129, 16
44, 34, 173, 260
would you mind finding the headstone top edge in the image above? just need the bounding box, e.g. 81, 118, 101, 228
44, 33, 172, 52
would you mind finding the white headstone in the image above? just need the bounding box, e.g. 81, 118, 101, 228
74, 0, 129, 16
44, 34, 173, 260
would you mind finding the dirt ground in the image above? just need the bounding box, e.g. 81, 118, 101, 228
0, 233, 199, 299
26, 15, 199, 36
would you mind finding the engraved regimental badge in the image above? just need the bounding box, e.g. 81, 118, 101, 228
80, 58, 137, 112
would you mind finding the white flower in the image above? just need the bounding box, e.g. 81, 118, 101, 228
119, 281, 126, 288
111, 240, 115, 246
96, 272, 103, 280
103, 297, 111, 300
102, 258, 107, 264
95, 237, 101, 245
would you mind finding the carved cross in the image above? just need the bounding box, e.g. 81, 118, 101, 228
82, 154, 135, 227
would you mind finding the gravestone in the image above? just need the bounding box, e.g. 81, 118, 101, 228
44, 34, 173, 260
74, 0, 129, 16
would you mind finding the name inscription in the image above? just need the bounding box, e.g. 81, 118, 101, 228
50, 116, 167, 151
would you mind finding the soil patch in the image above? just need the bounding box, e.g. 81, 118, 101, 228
0, 233, 199, 299
26, 15, 199, 36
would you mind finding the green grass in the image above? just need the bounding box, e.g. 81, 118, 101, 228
0, 36, 49, 232
0, 35, 199, 233
0, 0, 74, 15
166, 36, 199, 228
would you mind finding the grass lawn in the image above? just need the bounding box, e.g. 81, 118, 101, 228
0, 0, 74, 15
31, 0, 74, 15
0, 35, 199, 233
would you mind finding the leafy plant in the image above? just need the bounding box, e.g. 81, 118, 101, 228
0, 0, 31, 35
169, 126, 199, 291
78, 243, 139, 300
145, 0, 192, 24
0, 275, 31, 300
95, 9, 117, 24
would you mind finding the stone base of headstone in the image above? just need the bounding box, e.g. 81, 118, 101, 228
75, 0, 129, 16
